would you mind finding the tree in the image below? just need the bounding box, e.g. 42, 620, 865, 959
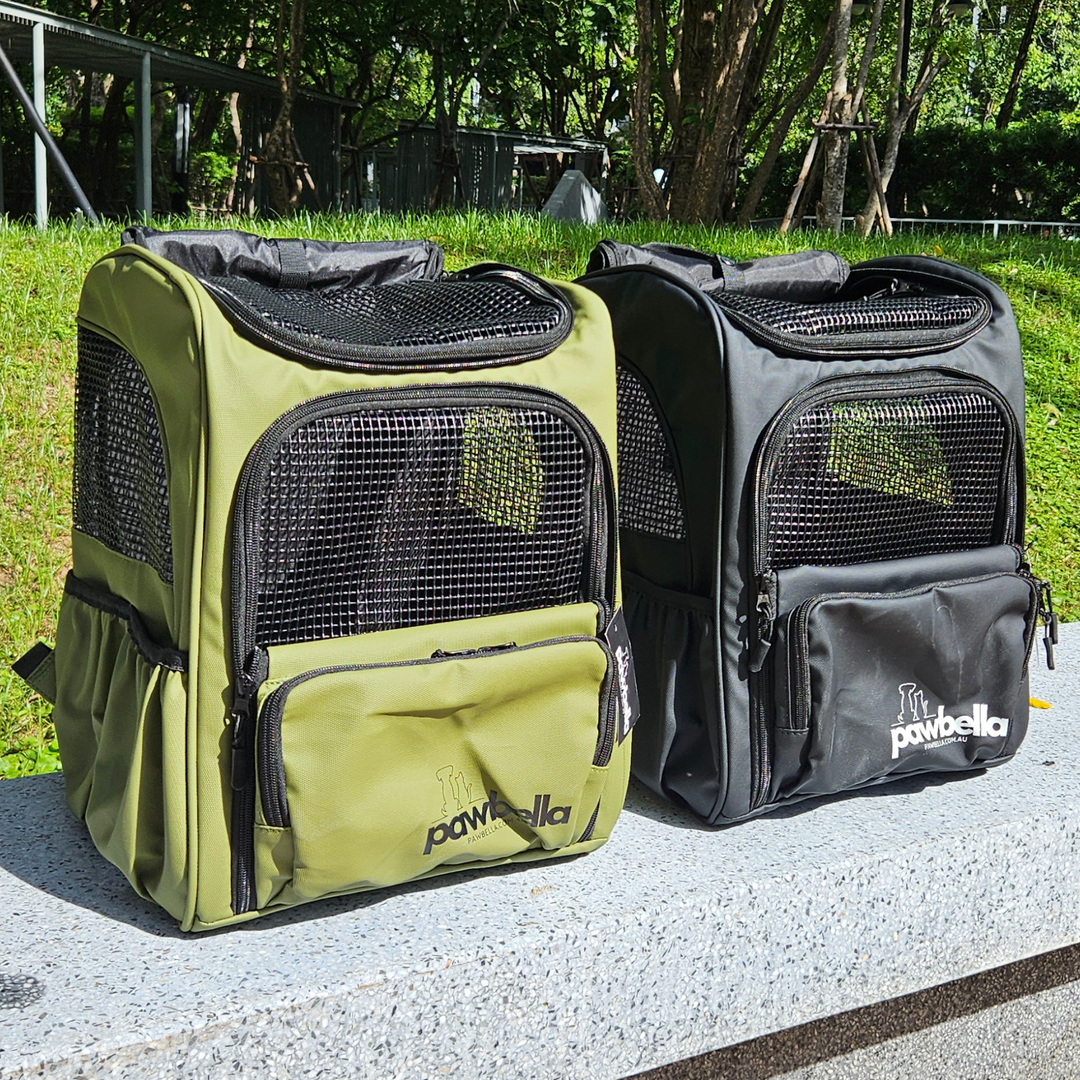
855, 0, 962, 236
261, 0, 308, 214
397, 0, 515, 209
997, 0, 1046, 127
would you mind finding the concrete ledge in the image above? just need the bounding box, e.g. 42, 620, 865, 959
2, 627, 1078, 1079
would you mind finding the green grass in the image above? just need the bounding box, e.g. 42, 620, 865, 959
2, 210, 1078, 778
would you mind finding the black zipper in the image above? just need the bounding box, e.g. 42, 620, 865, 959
255, 635, 619, 830
712, 272, 991, 359
748, 669, 772, 811
201, 268, 573, 373
751, 369, 1021, 581
787, 570, 1041, 731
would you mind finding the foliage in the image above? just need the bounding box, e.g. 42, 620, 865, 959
892, 113, 1080, 219
1, 214, 1078, 779
2, 0, 1078, 223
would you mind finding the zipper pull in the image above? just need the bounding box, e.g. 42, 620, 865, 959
230, 692, 254, 790
230, 648, 268, 790
431, 642, 517, 659
748, 576, 775, 674
1039, 580, 1058, 671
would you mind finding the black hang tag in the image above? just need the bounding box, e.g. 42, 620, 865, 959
604, 605, 640, 744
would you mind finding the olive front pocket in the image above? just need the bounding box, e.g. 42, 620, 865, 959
768, 555, 1039, 801
252, 635, 615, 905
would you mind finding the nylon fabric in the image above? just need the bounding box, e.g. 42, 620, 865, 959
37, 232, 629, 930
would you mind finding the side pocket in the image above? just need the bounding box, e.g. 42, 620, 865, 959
624, 577, 720, 820
52, 573, 189, 917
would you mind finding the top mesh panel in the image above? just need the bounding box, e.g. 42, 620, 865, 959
616, 368, 686, 540
762, 391, 1010, 568
73, 329, 173, 583
255, 405, 594, 646
718, 293, 984, 337
206, 276, 563, 350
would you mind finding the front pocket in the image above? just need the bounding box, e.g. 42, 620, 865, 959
253, 635, 615, 903
767, 555, 1039, 801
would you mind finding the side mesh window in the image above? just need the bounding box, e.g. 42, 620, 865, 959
73, 328, 173, 583
616, 366, 686, 540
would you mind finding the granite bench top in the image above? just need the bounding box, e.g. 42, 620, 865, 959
1, 626, 1077, 1079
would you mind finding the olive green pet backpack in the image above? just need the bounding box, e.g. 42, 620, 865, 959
15, 228, 633, 930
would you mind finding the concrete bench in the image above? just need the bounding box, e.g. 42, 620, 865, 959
2, 626, 1078, 1080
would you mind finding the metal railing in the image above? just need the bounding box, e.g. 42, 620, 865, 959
753, 215, 1079, 238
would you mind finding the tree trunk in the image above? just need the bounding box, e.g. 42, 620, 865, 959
997, 0, 1043, 129
263, 0, 307, 216
855, 1, 951, 236
631, 0, 667, 218
736, 6, 836, 225
665, 0, 769, 223
818, 0, 854, 233
94, 76, 131, 212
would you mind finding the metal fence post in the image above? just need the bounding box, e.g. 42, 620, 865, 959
32, 21, 46, 228
134, 51, 152, 221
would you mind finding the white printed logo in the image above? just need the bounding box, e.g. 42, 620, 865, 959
615, 644, 633, 728
890, 682, 1009, 760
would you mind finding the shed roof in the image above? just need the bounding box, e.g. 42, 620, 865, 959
0, 0, 355, 105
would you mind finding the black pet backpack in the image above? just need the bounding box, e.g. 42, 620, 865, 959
581, 241, 1055, 825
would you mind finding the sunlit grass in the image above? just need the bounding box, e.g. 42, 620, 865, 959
1, 212, 1077, 776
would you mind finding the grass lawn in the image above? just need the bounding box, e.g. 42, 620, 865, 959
2, 211, 1078, 778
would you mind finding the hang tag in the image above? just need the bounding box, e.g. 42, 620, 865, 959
604, 606, 640, 743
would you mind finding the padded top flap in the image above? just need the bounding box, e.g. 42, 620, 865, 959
121, 226, 445, 290
586, 240, 850, 303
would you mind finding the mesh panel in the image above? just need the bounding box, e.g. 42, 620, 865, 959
255, 405, 593, 645
762, 391, 1009, 568
718, 293, 984, 337
73, 329, 173, 583
616, 368, 686, 540
206, 276, 563, 350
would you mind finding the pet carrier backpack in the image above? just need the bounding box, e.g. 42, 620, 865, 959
580, 241, 1055, 825
15, 227, 633, 930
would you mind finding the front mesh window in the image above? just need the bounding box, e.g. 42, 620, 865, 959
73, 329, 173, 583
205, 277, 563, 351
254, 404, 594, 645
616, 367, 686, 540
718, 293, 985, 338
762, 390, 1011, 568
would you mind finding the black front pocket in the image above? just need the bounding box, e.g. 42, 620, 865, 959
767, 551, 1039, 801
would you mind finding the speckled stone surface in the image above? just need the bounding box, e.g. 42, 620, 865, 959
2, 627, 1078, 1080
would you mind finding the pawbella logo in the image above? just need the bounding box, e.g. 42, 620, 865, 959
424, 765, 572, 855
890, 682, 1010, 760
615, 645, 633, 722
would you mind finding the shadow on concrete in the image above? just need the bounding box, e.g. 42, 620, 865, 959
0, 772, 593, 937
620, 767, 983, 830
630, 942, 1080, 1080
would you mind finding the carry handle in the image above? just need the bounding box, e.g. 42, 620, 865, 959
121, 226, 445, 291
585, 240, 850, 304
